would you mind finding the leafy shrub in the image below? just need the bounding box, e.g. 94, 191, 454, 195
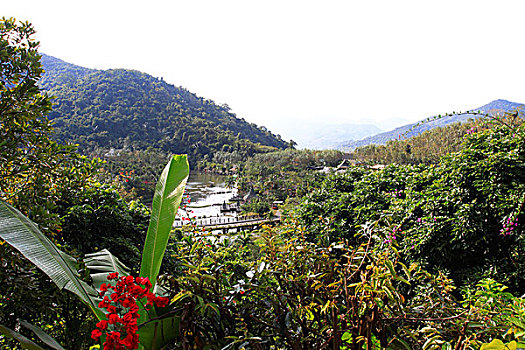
294, 114, 525, 293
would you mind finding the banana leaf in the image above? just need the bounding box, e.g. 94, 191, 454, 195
140, 155, 189, 286
0, 155, 189, 349
20, 320, 66, 350
0, 324, 46, 350
0, 200, 104, 319
138, 314, 181, 350
84, 249, 131, 289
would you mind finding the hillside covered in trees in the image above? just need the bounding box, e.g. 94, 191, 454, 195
352, 118, 486, 165
39, 54, 290, 165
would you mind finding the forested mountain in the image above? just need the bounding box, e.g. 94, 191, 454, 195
337, 99, 524, 150
39, 54, 289, 164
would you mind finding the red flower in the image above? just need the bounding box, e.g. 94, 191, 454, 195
124, 275, 134, 285
96, 320, 108, 330
107, 305, 117, 314
154, 296, 169, 308
122, 333, 139, 349
121, 296, 135, 308
108, 313, 121, 325
93, 273, 170, 349
91, 329, 102, 340
98, 296, 111, 308
136, 277, 151, 289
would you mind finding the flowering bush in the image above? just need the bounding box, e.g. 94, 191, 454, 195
91, 272, 169, 349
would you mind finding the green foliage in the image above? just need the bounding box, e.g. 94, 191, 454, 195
57, 185, 150, 269
0, 18, 102, 348
237, 149, 342, 213
240, 197, 272, 216
0, 200, 102, 317
0, 198, 101, 349
0, 18, 98, 233
404, 116, 525, 291
295, 114, 525, 293
465, 279, 525, 347
96, 148, 171, 203
164, 222, 416, 349
0, 155, 189, 350
0, 324, 47, 350
161, 218, 525, 349
3, 16, 525, 350
295, 164, 415, 245
38, 53, 291, 201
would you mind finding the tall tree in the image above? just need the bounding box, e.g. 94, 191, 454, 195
0, 18, 92, 232
0, 18, 97, 348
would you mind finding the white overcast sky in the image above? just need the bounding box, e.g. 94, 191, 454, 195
4, 0, 525, 135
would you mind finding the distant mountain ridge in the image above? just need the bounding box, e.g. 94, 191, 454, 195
39, 54, 289, 164
299, 123, 382, 149
337, 99, 524, 150
263, 118, 382, 149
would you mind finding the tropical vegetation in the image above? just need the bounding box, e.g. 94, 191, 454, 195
2, 17, 525, 350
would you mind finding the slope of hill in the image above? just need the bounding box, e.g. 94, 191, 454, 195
337, 99, 524, 150
39, 54, 289, 164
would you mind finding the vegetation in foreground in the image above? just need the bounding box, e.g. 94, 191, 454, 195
2, 17, 525, 350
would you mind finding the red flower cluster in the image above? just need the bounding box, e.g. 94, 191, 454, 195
91, 272, 170, 350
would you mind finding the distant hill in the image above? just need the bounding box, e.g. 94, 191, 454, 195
264, 118, 382, 149
299, 123, 382, 149
39, 54, 289, 165
337, 99, 524, 150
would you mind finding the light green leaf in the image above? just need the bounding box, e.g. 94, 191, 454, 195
140, 155, 189, 286
480, 339, 506, 350
341, 332, 352, 342
385, 259, 396, 276
394, 275, 411, 285
382, 285, 394, 300
510, 317, 525, 330
0, 200, 104, 319
172, 291, 192, 303
441, 342, 452, 350
398, 261, 411, 279
422, 335, 442, 350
